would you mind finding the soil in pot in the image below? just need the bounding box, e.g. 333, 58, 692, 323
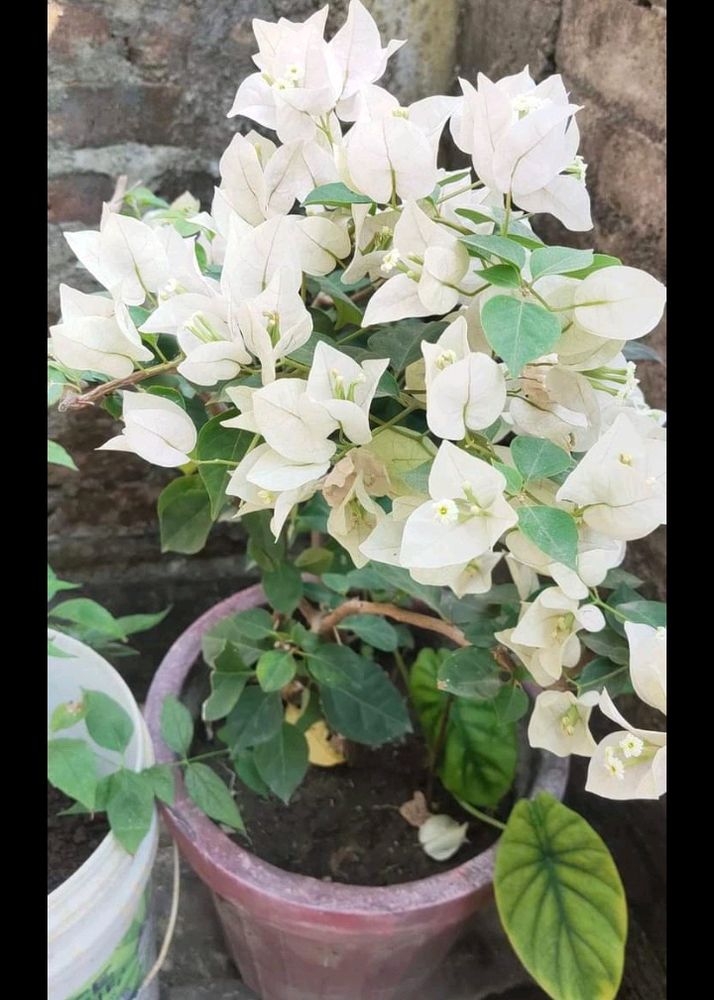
191, 727, 510, 886
48, 782, 110, 893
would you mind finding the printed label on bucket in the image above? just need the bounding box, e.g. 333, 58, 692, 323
67, 889, 157, 1000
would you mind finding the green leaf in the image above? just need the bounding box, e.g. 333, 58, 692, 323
203, 608, 276, 668
562, 253, 621, 280
160, 695, 194, 757
48, 564, 80, 602
308, 644, 411, 746
203, 671, 250, 722
256, 650, 297, 692
48, 439, 78, 471
494, 793, 627, 1000
480, 264, 521, 288
48, 738, 97, 810
294, 547, 334, 574
115, 607, 171, 637
491, 684, 529, 723
366, 319, 446, 369
511, 437, 572, 482
48, 637, 75, 658
244, 510, 286, 572
263, 564, 303, 615
185, 762, 244, 831
600, 568, 643, 590
84, 690, 134, 753
529, 246, 594, 281
616, 600, 666, 628
518, 506, 578, 571
50, 699, 87, 732
460, 234, 527, 270
366, 428, 436, 495
196, 412, 253, 519
254, 723, 309, 804
369, 563, 442, 613
399, 460, 432, 495
233, 751, 271, 797
143, 764, 175, 805
302, 182, 373, 207
106, 770, 155, 854
316, 273, 363, 330
580, 630, 629, 665
493, 461, 523, 495
481, 296, 561, 377
375, 369, 402, 399
576, 658, 633, 698
437, 646, 502, 700
158, 476, 212, 554
219, 687, 284, 752
49, 598, 127, 641
337, 615, 399, 652
410, 649, 516, 806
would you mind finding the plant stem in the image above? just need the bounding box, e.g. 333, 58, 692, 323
58, 360, 181, 412
455, 797, 507, 831
194, 458, 239, 467
426, 694, 453, 804
501, 191, 512, 235
349, 279, 384, 304
178, 748, 230, 767
371, 404, 416, 435
393, 648, 410, 689
314, 598, 469, 647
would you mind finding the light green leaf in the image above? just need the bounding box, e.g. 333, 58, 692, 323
302, 182, 373, 207
518, 506, 578, 571
256, 650, 297, 692
50, 699, 87, 732
203, 671, 250, 722
48, 439, 78, 471
48, 637, 75, 658
337, 614, 399, 652
84, 689, 134, 753
308, 644, 411, 746
561, 253, 621, 281
601, 568, 643, 590
49, 598, 127, 641
253, 723, 309, 804
196, 411, 253, 519
481, 296, 561, 377
494, 793, 627, 1000
493, 461, 523, 495
366, 428, 436, 494
410, 649, 517, 807
511, 437, 572, 482
263, 564, 303, 615
106, 769, 155, 854
48, 564, 80, 602
48, 738, 98, 809
399, 460, 432, 495
529, 246, 594, 281
491, 684, 529, 723
143, 763, 175, 805
437, 646, 502, 700
115, 607, 171, 637
158, 475, 212, 554
616, 600, 666, 628
460, 234, 527, 270
481, 264, 521, 288
160, 695, 194, 757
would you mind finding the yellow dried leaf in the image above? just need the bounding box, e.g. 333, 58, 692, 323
284, 704, 346, 767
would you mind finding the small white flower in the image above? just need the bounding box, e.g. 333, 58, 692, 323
619, 734, 644, 759
432, 499, 459, 524
380, 248, 401, 274
604, 747, 625, 781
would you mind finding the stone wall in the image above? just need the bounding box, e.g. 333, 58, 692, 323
48, 0, 666, 612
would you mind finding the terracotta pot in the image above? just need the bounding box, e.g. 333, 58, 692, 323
144, 585, 568, 1000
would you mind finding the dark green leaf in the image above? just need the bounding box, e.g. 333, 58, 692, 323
511, 437, 572, 481
316, 273, 363, 329
196, 411, 253, 518
84, 690, 134, 753
518, 506, 578, 571
233, 751, 271, 797
529, 246, 594, 281
366, 319, 446, 368
337, 615, 399, 652
491, 684, 530, 723
576, 658, 633, 698
308, 645, 411, 746
580, 630, 630, 665
203, 608, 276, 668
295, 547, 334, 574
494, 793, 627, 1000
158, 476, 212, 555
203, 671, 250, 723
256, 650, 297, 692
410, 649, 517, 807
263, 564, 303, 615
368, 564, 442, 613
302, 182, 373, 207
160, 695, 194, 758
48, 738, 97, 810
219, 687, 283, 752
601, 568, 643, 590
48, 439, 78, 471
562, 253, 621, 280
437, 646, 502, 700
481, 296, 561, 377
480, 264, 521, 288
254, 723, 309, 804
244, 510, 286, 572
184, 763, 244, 831
616, 601, 666, 628
460, 234, 527, 270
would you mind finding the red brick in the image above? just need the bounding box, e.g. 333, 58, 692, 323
48, 2, 110, 59
49, 84, 181, 147
48, 173, 114, 224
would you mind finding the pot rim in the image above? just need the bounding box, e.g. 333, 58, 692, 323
144, 584, 568, 917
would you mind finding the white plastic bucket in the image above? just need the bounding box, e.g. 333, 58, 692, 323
48, 630, 159, 1000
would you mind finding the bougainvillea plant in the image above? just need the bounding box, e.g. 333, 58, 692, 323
47, 3, 666, 997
